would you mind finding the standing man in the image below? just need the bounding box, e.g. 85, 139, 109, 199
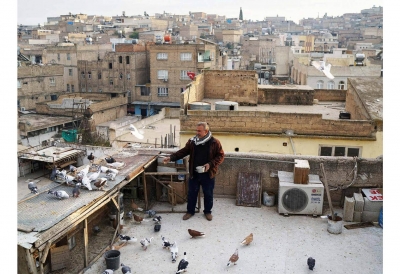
163, 122, 224, 221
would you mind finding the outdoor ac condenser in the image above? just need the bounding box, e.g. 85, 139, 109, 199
278, 171, 324, 216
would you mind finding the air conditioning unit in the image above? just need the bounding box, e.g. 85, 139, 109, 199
278, 171, 324, 216
20, 107, 26, 111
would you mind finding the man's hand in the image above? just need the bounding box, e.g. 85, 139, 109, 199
204, 163, 210, 172
163, 157, 171, 164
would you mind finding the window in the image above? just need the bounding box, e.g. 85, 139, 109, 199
158, 87, 168, 97
327, 81, 334, 89
109, 63, 113, 69
180, 70, 191, 80
57, 53, 60, 61
127, 73, 131, 80
319, 145, 361, 157
316, 80, 324, 89
49, 77, 55, 86
71, 85, 75, 92
338, 81, 345, 90
157, 70, 168, 80
180, 53, 192, 61
69, 69, 73, 76
88, 72, 92, 79
67, 53, 71, 60
81, 72, 85, 78
126, 56, 130, 64
50, 95, 57, 101
110, 79, 114, 85
67, 84, 70, 92
81, 87, 86, 92
119, 73, 123, 79
18, 80, 21, 88
157, 53, 168, 60
98, 73, 102, 79
88, 88, 92, 92
140, 86, 150, 96
119, 56, 123, 63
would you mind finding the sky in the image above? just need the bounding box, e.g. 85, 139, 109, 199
17, 0, 383, 25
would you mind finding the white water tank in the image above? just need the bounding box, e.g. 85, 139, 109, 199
215, 101, 239, 110
189, 101, 211, 110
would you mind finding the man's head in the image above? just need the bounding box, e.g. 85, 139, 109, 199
196, 122, 209, 138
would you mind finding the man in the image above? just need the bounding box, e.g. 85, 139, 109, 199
163, 122, 224, 221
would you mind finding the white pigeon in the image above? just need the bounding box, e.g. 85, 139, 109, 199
129, 124, 144, 140
102, 270, 113, 274
77, 165, 90, 178
170, 241, 179, 263
100, 166, 109, 173
105, 172, 116, 181
107, 168, 119, 174
107, 162, 125, 169
65, 175, 75, 186
87, 166, 101, 182
81, 176, 92, 190
140, 237, 154, 251
311, 60, 334, 79
47, 190, 69, 199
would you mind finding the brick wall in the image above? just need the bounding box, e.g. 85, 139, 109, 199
314, 89, 346, 101
345, 81, 371, 120
258, 86, 314, 105
203, 70, 258, 104
115, 44, 146, 52
180, 110, 374, 137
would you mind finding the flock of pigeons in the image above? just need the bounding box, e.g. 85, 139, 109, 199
27, 153, 124, 201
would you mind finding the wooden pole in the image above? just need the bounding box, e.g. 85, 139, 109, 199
320, 163, 335, 221
83, 219, 89, 267
143, 171, 148, 210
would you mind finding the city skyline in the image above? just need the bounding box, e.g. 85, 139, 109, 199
17, 0, 383, 25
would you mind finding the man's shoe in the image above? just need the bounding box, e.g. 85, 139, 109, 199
182, 213, 193, 220
205, 213, 213, 221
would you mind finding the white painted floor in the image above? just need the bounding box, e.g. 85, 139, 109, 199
83, 198, 383, 274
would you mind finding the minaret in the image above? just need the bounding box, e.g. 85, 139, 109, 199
239, 7, 243, 20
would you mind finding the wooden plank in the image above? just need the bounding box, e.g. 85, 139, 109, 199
236, 172, 262, 207
83, 219, 88, 267
40, 241, 51, 264
320, 163, 336, 221
25, 248, 39, 274
293, 159, 309, 184
344, 222, 375, 230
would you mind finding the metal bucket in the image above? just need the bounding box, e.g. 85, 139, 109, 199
327, 215, 343, 234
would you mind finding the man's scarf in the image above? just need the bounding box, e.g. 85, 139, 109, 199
191, 130, 212, 146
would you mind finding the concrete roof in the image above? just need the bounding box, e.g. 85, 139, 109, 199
258, 84, 313, 90
348, 77, 383, 120
18, 146, 85, 163
308, 65, 381, 77
19, 114, 77, 131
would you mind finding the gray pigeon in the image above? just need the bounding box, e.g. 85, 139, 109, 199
145, 209, 156, 218
28, 181, 38, 194
307, 257, 315, 270
50, 166, 57, 180
72, 183, 81, 198
121, 263, 131, 274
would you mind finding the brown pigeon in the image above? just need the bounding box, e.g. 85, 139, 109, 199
188, 229, 205, 238
241, 233, 253, 245
133, 214, 144, 224
227, 248, 239, 266
94, 178, 108, 190
131, 199, 143, 211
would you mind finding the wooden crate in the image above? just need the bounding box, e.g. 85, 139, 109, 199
293, 159, 309, 184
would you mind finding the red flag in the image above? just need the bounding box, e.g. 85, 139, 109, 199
187, 72, 195, 80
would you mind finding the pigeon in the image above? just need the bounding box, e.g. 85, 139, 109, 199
241, 233, 253, 245
154, 223, 161, 232
107, 168, 119, 174
105, 171, 116, 181
88, 166, 101, 182
129, 124, 144, 139
102, 270, 113, 274
153, 216, 162, 223
133, 214, 144, 223
176, 252, 189, 273
227, 248, 239, 266
170, 241, 179, 263
87, 152, 94, 162
161, 235, 172, 249
120, 263, 131, 274
107, 162, 125, 169
311, 60, 334, 79
145, 209, 156, 218
77, 165, 90, 178
55, 169, 67, 182
100, 166, 109, 173
69, 165, 77, 174
140, 237, 154, 251
50, 166, 57, 180
92, 225, 100, 235
47, 190, 69, 199
118, 234, 137, 244
94, 178, 108, 190
28, 181, 38, 194
126, 211, 133, 219
81, 176, 92, 190
307, 257, 316, 270
105, 156, 116, 163
188, 229, 205, 238
65, 174, 76, 186
131, 200, 143, 211
72, 183, 81, 197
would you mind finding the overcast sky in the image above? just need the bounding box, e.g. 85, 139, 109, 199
17, 0, 383, 25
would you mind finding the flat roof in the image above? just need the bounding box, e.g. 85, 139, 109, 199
203, 98, 346, 120
349, 77, 383, 120
19, 146, 85, 163
19, 114, 77, 131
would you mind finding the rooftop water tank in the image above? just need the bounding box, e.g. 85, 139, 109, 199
189, 101, 211, 110
164, 35, 171, 43
215, 101, 239, 111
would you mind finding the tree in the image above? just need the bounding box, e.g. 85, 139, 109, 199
129, 32, 139, 39
239, 7, 243, 20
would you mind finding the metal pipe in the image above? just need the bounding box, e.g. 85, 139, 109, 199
224, 156, 295, 164
289, 136, 296, 155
